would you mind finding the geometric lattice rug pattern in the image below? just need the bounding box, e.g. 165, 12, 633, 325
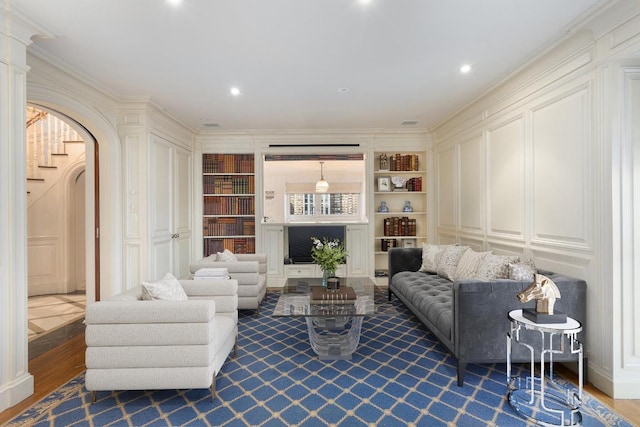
6, 292, 634, 427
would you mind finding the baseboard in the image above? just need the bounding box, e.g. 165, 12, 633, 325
0, 373, 34, 413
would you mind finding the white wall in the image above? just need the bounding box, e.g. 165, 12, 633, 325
432, 3, 640, 398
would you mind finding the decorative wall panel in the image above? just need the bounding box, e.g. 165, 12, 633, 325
436, 147, 456, 230
531, 85, 591, 249
487, 116, 525, 238
458, 136, 483, 233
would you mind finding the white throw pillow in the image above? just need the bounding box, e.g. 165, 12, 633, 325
216, 249, 238, 262
509, 259, 537, 281
141, 272, 188, 301
436, 245, 470, 281
476, 254, 520, 281
419, 243, 450, 273
454, 249, 491, 280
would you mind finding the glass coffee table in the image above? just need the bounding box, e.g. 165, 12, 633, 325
272, 276, 376, 360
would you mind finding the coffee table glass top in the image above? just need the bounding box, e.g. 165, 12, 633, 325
273, 276, 376, 317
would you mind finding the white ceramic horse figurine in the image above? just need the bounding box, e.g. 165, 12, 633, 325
516, 274, 561, 314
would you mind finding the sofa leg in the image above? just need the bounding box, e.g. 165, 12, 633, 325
90, 391, 97, 404
210, 375, 216, 401
457, 360, 467, 387
233, 337, 238, 358
388, 287, 393, 301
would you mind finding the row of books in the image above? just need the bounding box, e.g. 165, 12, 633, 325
405, 177, 423, 192
203, 176, 255, 195
380, 239, 399, 251
383, 217, 417, 236
204, 196, 255, 215
389, 154, 419, 171
203, 217, 255, 237
202, 154, 255, 174
203, 237, 255, 257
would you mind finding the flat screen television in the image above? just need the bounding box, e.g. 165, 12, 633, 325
287, 225, 345, 264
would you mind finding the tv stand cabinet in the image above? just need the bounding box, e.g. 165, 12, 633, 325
261, 223, 368, 286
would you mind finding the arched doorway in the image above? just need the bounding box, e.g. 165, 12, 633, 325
25, 105, 99, 356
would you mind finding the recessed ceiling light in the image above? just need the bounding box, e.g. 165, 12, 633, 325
166, 0, 182, 6
203, 123, 220, 128
338, 88, 350, 93
359, 0, 372, 4
230, 87, 241, 96
401, 120, 418, 126
460, 64, 472, 74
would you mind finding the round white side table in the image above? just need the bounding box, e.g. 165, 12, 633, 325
506, 309, 583, 426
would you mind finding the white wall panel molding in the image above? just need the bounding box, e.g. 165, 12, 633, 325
607, 11, 640, 52
457, 134, 484, 234
529, 82, 593, 251
125, 243, 141, 291
615, 66, 640, 391
457, 234, 487, 252
486, 115, 526, 240
435, 147, 457, 230
486, 48, 594, 121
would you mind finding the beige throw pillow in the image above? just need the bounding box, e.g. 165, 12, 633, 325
419, 243, 450, 273
141, 272, 188, 301
509, 259, 537, 281
454, 249, 491, 280
476, 254, 520, 281
437, 245, 470, 281
217, 249, 238, 262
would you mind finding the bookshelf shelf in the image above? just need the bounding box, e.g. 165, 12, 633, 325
202, 153, 256, 256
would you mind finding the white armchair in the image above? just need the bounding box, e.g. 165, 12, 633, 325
190, 253, 267, 312
85, 278, 238, 402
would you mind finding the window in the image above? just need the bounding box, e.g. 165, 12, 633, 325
288, 192, 359, 220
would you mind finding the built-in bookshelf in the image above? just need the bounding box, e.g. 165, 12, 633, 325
203, 153, 255, 256
373, 152, 426, 281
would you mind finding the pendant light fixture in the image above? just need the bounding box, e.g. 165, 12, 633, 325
315, 161, 329, 193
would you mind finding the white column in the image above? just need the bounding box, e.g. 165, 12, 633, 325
0, 4, 45, 411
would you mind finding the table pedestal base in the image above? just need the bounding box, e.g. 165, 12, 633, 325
305, 316, 364, 360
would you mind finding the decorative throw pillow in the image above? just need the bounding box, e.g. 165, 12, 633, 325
454, 249, 491, 280
141, 272, 188, 301
216, 249, 238, 262
419, 243, 450, 273
476, 254, 520, 281
509, 259, 537, 281
436, 245, 470, 281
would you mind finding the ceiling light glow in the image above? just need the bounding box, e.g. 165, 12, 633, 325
230, 87, 241, 96
460, 64, 472, 74
166, 0, 182, 6
359, 0, 372, 4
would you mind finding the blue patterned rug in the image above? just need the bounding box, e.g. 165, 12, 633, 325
6, 292, 634, 426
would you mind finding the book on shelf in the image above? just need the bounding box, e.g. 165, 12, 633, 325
389, 154, 419, 171
383, 217, 417, 236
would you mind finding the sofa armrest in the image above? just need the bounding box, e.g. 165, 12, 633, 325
235, 254, 266, 263
190, 260, 259, 274
388, 247, 423, 284
180, 279, 238, 313
453, 275, 587, 361
85, 299, 216, 325
180, 279, 238, 297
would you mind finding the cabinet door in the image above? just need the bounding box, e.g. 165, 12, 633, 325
172, 146, 192, 279
346, 224, 368, 276
262, 225, 284, 277
149, 137, 192, 280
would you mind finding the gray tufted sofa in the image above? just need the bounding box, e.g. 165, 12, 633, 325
388, 247, 587, 386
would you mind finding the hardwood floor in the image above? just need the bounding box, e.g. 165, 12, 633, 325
1, 335, 639, 426
0, 333, 86, 425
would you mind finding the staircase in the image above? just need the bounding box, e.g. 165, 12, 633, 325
26, 106, 85, 205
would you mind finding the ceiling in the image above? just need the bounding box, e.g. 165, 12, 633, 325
16, 0, 607, 132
